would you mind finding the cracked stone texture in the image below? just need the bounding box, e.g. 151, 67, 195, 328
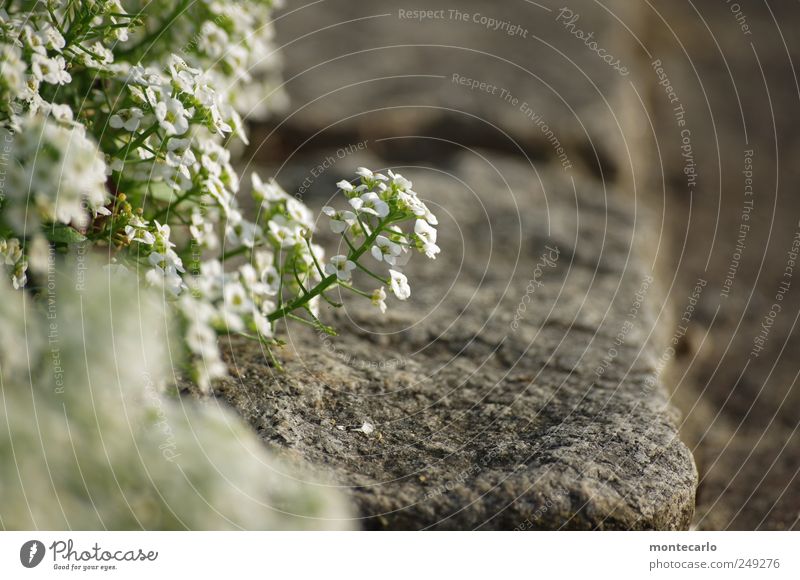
219, 150, 697, 530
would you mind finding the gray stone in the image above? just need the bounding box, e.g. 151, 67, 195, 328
622, 0, 800, 530
219, 151, 697, 529
256, 0, 633, 178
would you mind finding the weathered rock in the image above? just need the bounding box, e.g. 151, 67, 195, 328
622, 0, 800, 530
258, 0, 633, 178
220, 151, 697, 529
0, 263, 352, 530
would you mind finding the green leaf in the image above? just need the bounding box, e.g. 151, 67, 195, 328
45, 225, 87, 244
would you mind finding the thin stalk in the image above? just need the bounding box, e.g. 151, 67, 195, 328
267, 214, 393, 322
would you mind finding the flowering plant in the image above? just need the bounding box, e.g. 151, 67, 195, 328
0, 1, 439, 391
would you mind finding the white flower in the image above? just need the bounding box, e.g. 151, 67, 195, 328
371, 235, 401, 265
389, 269, 411, 300
205, 175, 234, 213
355, 167, 374, 179
42, 25, 65, 52
109, 108, 144, 132
199, 139, 229, 177
77, 42, 114, 70
414, 219, 437, 244
213, 307, 245, 333
424, 208, 439, 226
260, 265, 280, 294
185, 321, 218, 358
286, 197, 314, 229
422, 242, 440, 259
11, 263, 28, 290
336, 179, 354, 193
198, 21, 230, 58
125, 221, 156, 245
0, 44, 26, 99
31, 53, 71, 85
5, 116, 108, 229
228, 219, 261, 249
165, 137, 197, 179
350, 192, 389, 218
155, 97, 189, 136
371, 287, 387, 313
252, 310, 273, 338
268, 215, 303, 248
325, 255, 356, 281
388, 169, 412, 190
251, 173, 290, 204
42, 103, 74, 123
146, 249, 186, 296
414, 219, 440, 258
189, 210, 219, 250
223, 281, 251, 313
396, 189, 427, 217
322, 206, 356, 234
166, 54, 200, 93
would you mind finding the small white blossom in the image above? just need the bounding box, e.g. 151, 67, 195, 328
325, 255, 356, 281
155, 97, 189, 136
389, 269, 411, 300
4, 116, 108, 230
223, 281, 252, 313
322, 206, 355, 234
109, 108, 144, 132
371, 287, 387, 314
414, 219, 437, 244
371, 235, 401, 265
146, 249, 186, 297
252, 310, 273, 338
252, 173, 290, 204
286, 197, 314, 229
355, 167, 373, 179
354, 421, 375, 435
350, 192, 389, 218
31, 53, 71, 85
198, 21, 230, 59
336, 179, 354, 193
388, 169, 413, 190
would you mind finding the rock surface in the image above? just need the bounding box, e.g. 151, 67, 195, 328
220, 150, 697, 529
254, 0, 634, 179
622, 0, 800, 530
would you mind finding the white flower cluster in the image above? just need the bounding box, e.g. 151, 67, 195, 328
1, 116, 109, 232
321, 168, 440, 312
0, 238, 26, 289
123, 0, 288, 121
0, 2, 441, 393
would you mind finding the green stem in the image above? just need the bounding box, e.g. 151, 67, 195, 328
353, 259, 390, 285
221, 244, 249, 262
338, 283, 372, 299
304, 237, 326, 279
267, 215, 392, 322
112, 124, 159, 158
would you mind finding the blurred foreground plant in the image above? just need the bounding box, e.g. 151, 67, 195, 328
0, 258, 352, 529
